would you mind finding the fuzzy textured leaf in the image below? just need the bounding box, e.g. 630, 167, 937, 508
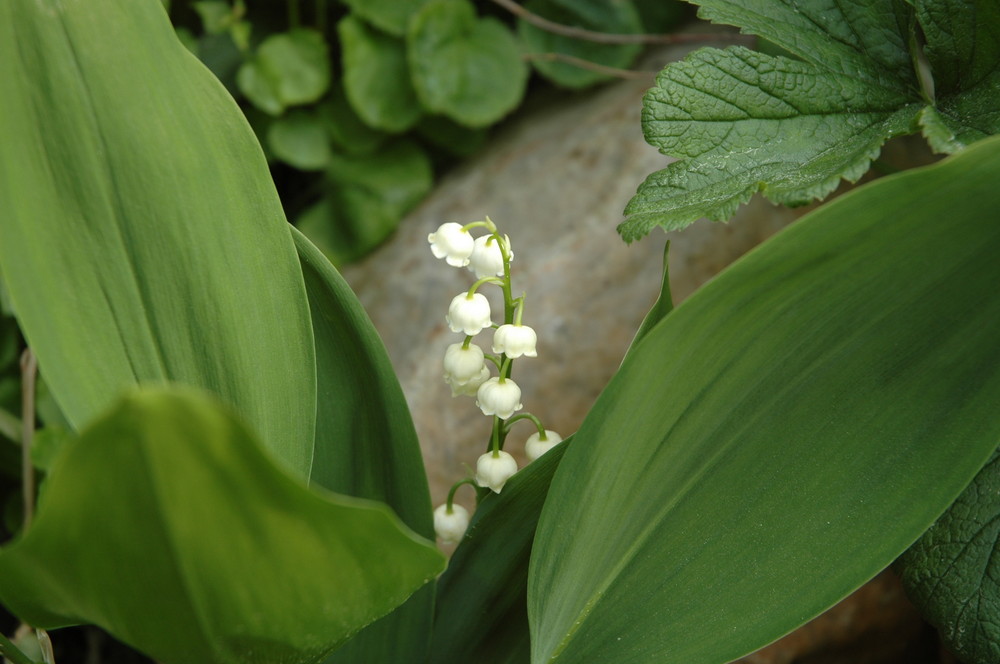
0, 389, 444, 664
621, 0, 1000, 240
408, 0, 528, 127
0, 0, 316, 477
531, 136, 1000, 663
898, 448, 1000, 664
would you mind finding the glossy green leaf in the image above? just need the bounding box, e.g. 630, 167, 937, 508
339, 15, 423, 133
267, 108, 332, 170
620, 0, 1000, 240
338, 0, 432, 36
297, 140, 433, 264
293, 227, 437, 663
408, 0, 528, 128
530, 136, 1000, 663
0, 388, 444, 664
430, 442, 568, 664
517, 0, 642, 89
897, 448, 1000, 664
237, 29, 331, 115
0, 0, 316, 478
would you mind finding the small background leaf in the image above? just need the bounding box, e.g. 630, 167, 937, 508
337, 0, 431, 37
408, 0, 528, 128
237, 29, 331, 115
0, 388, 444, 664
339, 14, 423, 133
517, 0, 642, 89
531, 136, 1000, 663
267, 108, 332, 170
897, 448, 1000, 664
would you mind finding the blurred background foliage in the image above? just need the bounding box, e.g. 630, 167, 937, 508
166, 0, 688, 264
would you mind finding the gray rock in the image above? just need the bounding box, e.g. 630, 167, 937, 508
340, 41, 809, 512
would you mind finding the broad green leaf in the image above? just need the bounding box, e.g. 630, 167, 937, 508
267, 108, 332, 170
897, 448, 1000, 664
237, 29, 331, 115
320, 85, 389, 156
339, 15, 423, 133
293, 227, 437, 663
430, 442, 568, 664
620, 0, 1000, 240
0, 388, 444, 664
408, 0, 528, 128
0, 0, 316, 478
338, 0, 432, 37
530, 136, 1000, 663
297, 140, 433, 264
517, 0, 642, 89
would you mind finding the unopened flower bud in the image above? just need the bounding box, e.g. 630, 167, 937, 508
525, 430, 563, 461
433, 503, 470, 543
476, 377, 522, 419
493, 323, 537, 358
428, 222, 474, 267
468, 234, 511, 279
446, 293, 492, 336
475, 450, 518, 493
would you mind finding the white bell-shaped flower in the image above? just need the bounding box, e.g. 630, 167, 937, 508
447, 364, 490, 397
428, 222, 474, 267
433, 503, 470, 543
446, 293, 492, 336
476, 377, 522, 419
443, 342, 486, 384
492, 323, 537, 358
475, 450, 518, 493
468, 234, 511, 279
525, 430, 563, 462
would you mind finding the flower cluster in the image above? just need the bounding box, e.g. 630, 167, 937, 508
426, 218, 564, 544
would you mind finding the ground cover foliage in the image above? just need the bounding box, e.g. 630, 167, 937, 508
0, 1, 998, 663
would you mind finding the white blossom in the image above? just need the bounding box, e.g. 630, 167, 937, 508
525, 430, 563, 462
446, 293, 492, 336
475, 450, 518, 493
468, 234, 511, 279
476, 377, 522, 419
428, 222, 474, 267
443, 342, 486, 384
447, 364, 491, 397
492, 323, 537, 358
433, 503, 470, 543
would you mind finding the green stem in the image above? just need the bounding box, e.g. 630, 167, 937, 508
498, 356, 513, 382
513, 293, 526, 325
484, 354, 503, 371
504, 412, 546, 437
462, 335, 473, 350
461, 219, 496, 233
491, 416, 501, 454
446, 478, 477, 510
466, 277, 504, 298
0, 633, 40, 664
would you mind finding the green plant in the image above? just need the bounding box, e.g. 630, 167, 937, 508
0, 1, 998, 664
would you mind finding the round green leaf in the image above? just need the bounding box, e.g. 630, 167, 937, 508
0, 388, 444, 664
319, 84, 389, 156
237, 29, 331, 115
339, 15, 423, 133
518, 0, 643, 89
267, 108, 332, 170
408, 0, 528, 128
529, 136, 1000, 663
338, 0, 432, 37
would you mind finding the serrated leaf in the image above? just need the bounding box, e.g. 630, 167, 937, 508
430, 442, 568, 664
898, 448, 1000, 664
620, 0, 1000, 239
0, 0, 316, 477
339, 14, 423, 133
237, 29, 331, 115
621, 45, 919, 240
0, 388, 444, 664
517, 0, 643, 89
292, 228, 437, 664
267, 108, 332, 170
296, 140, 433, 264
338, 0, 432, 37
530, 136, 1000, 663
408, 0, 528, 128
